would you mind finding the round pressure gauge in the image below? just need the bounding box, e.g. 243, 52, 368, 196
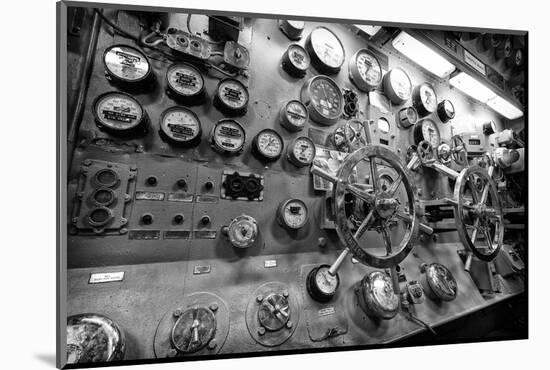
348, 49, 383, 92
382, 68, 412, 105
279, 20, 305, 40
483, 120, 497, 135
210, 119, 246, 155
397, 106, 418, 129
412, 83, 438, 117
214, 78, 249, 116
287, 136, 316, 167
306, 264, 340, 302
377, 117, 391, 134
437, 99, 455, 123
420, 263, 458, 302
277, 198, 309, 230
357, 271, 399, 320
281, 44, 310, 78
300, 75, 344, 126
159, 106, 202, 146
165, 62, 205, 104
414, 118, 441, 147
252, 129, 284, 161
226, 214, 258, 248
92, 91, 148, 136
103, 44, 152, 87
280, 100, 308, 132
305, 27, 345, 74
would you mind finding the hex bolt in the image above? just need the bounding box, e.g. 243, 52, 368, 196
173, 309, 182, 318
177, 179, 187, 188
258, 327, 266, 336
142, 213, 153, 225
208, 339, 217, 350
318, 237, 327, 248
209, 303, 218, 312
174, 214, 184, 224
146, 176, 158, 186
83, 159, 92, 166
286, 321, 293, 329
205, 181, 214, 190
256, 295, 263, 303
201, 215, 211, 225
282, 290, 289, 298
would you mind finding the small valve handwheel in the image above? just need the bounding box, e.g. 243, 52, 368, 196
417, 140, 435, 164
452, 165, 504, 261
450, 135, 468, 167
312, 145, 419, 268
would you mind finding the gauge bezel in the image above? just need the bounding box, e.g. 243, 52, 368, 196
397, 106, 418, 129
103, 44, 152, 84
306, 264, 340, 302
214, 78, 249, 116
305, 26, 346, 74
382, 67, 413, 105
252, 128, 284, 161
210, 118, 247, 155
413, 118, 441, 147
277, 198, 309, 229
92, 91, 148, 135
281, 43, 310, 78
348, 48, 383, 92
287, 136, 317, 167
437, 99, 455, 123
300, 75, 344, 126
412, 82, 438, 117
159, 106, 202, 146
165, 62, 206, 104
280, 100, 309, 132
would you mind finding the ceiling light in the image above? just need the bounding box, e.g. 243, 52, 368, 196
449, 72, 497, 103
487, 95, 523, 120
392, 31, 456, 78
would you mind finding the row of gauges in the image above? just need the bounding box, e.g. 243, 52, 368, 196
102, 44, 249, 114
93, 92, 316, 165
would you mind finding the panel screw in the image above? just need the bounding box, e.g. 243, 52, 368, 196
318, 237, 327, 248
258, 327, 266, 336
147, 176, 158, 186
177, 179, 187, 188
208, 339, 217, 349
286, 321, 293, 329
209, 303, 218, 312
174, 214, 184, 224
142, 213, 153, 225
83, 159, 92, 166
173, 309, 182, 317
282, 290, 289, 298
119, 228, 128, 235
205, 181, 214, 190
256, 295, 263, 303
201, 215, 211, 225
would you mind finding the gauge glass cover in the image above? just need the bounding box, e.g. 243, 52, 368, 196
314, 265, 339, 295
288, 44, 310, 71
377, 117, 391, 134
309, 76, 343, 120
280, 199, 308, 229
166, 63, 204, 97
212, 120, 245, 153
290, 137, 316, 166
94, 92, 143, 131
309, 27, 345, 69
420, 119, 440, 147
284, 100, 308, 130
355, 50, 382, 87
255, 129, 283, 159
218, 79, 249, 110
419, 84, 438, 113
389, 68, 412, 100
104, 45, 150, 82
160, 107, 201, 143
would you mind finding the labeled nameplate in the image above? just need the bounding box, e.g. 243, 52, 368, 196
264, 259, 277, 268
193, 265, 211, 275
194, 230, 217, 239
135, 191, 165, 201
195, 195, 219, 203
167, 193, 194, 202
464, 49, 486, 76
129, 230, 161, 240
318, 307, 336, 317
89, 271, 125, 284
163, 230, 191, 239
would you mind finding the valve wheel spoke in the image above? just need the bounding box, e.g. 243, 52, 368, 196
381, 226, 393, 255
483, 228, 495, 251
354, 210, 375, 240
369, 157, 381, 192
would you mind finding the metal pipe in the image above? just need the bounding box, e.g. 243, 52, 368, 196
67, 8, 103, 169
329, 248, 349, 276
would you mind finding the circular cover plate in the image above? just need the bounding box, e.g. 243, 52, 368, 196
425, 263, 458, 301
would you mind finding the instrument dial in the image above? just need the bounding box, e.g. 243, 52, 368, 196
210, 119, 246, 154
159, 106, 202, 146
377, 117, 391, 134
215, 78, 249, 115
383, 68, 412, 104
103, 44, 151, 83
301, 75, 344, 126
166, 63, 205, 103
280, 100, 308, 132
252, 129, 284, 161
277, 198, 309, 229
348, 49, 383, 92
306, 264, 340, 302
282, 44, 310, 78
414, 119, 441, 147
306, 27, 345, 74
287, 136, 316, 167
437, 99, 455, 123
412, 83, 438, 117
93, 91, 147, 135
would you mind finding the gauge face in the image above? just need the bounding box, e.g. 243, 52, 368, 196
413, 83, 438, 116
288, 136, 316, 167
253, 129, 284, 160
314, 265, 339, 295
377, 117, 391, 134
307, 27, 345, 72
93, 92, 144, 132
443, 100, 454, 117
216, 78, 249, 111
166, 63, 204, 98
103, 45, 150, 82
211, 119, 246, 154
384, 68, 412, 104
281, 100, 308, 131
288, 44, 310, 72
279, 198, 308, 229
159, 107, 201, 145
414, 119, 441, 147
228, 215, 258, 248
349, 49, 382, 91
303, 75, 344, 124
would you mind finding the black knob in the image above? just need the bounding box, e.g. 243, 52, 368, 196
142, 213, 153, 225
146, 176, 158, 186
177, 178, 187, 188
201, 215, 211, 225
205, 181, 213, 190
174, 214, 184, 224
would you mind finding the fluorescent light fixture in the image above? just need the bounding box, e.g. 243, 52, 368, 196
487, 95, 523, 120
392, 31, 456, 78
354, 25, 381, 37
449, 72, 497, 103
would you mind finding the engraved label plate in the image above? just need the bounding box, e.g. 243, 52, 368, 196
318, 307, 336, 317
264, 259, 277, 268
163, 230, 191, 239
195, 195, 219, 203
194, 230, 217, 239
167, 193, 194, 202
128, 230, 161, 240
89, 272, 125, 284
193, 265, 211, 275
135, 191, 165, 201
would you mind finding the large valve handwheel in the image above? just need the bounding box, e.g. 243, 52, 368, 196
450, 135, 468, 166
453, 165, 504, 261
313, 145, 419, 268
